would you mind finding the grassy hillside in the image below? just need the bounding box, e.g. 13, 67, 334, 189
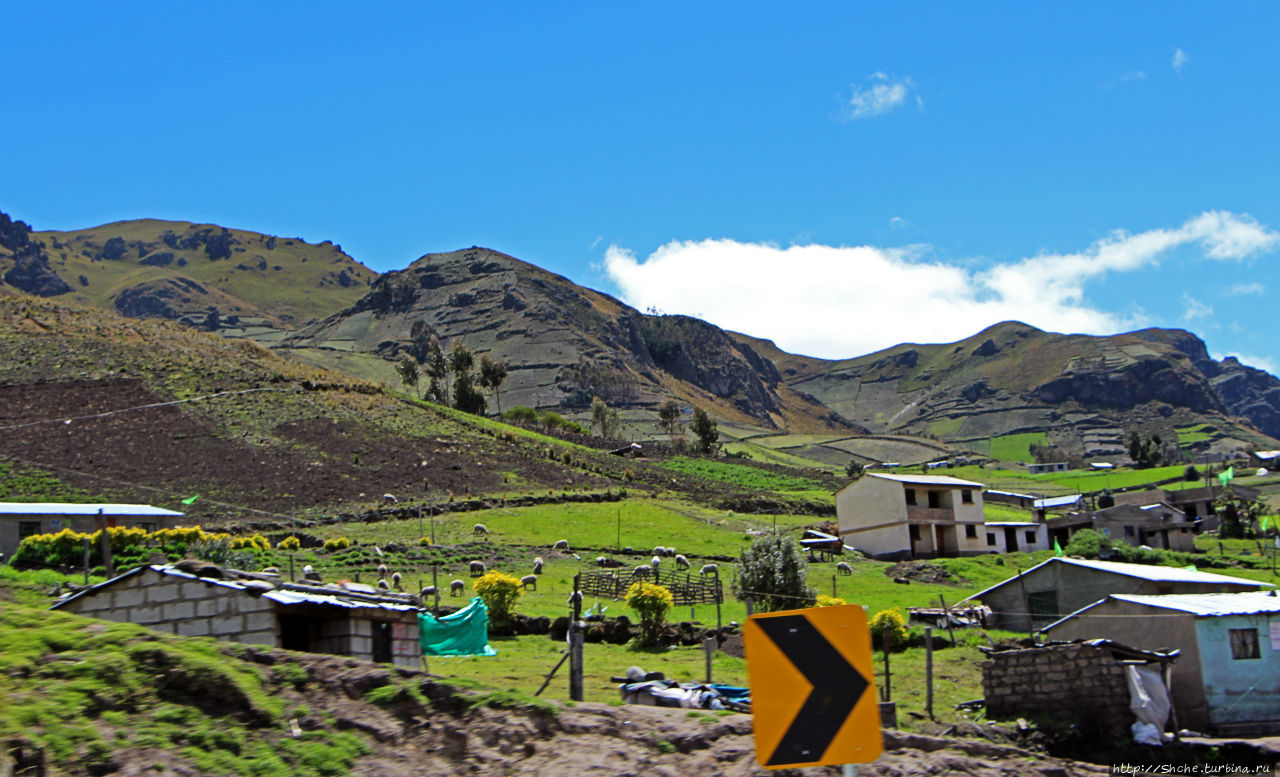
32, 219, 378, 333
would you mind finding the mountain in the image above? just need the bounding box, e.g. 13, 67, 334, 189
761, 321, 1280, 458
280, 247, 855, 433
0, 213, 379, 337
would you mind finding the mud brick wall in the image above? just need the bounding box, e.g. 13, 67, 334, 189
982, 643, 1134, 736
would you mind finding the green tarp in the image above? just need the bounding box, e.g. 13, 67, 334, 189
418, 596, 497, 656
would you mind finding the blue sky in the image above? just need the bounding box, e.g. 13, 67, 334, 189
4, 3, 1279, 370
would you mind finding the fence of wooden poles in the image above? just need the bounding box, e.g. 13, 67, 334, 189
576, 567, 723, 605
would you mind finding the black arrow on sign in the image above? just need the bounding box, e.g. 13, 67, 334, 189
756, 614, 869, 767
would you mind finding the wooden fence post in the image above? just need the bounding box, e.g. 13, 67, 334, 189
925, 627, 934, 719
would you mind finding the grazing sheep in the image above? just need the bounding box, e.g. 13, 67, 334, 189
303, 564, 322, 582
421, 585, 438, 598
699, 563, 719, 576
520, 574, 538, 591
473, 523, 490, 536
674, 554, 690, 570
651, 555, 662, 568
533, 557, 544, 575
382, 493, 398, 504
836, 561, 853, 576
469, 560, 487, 577
596, 556, 608, 567
632, 564, 652, 579
652, 546, 665, 557
377, 578, 390, 590
391, 571, 403, 589
552, 539, 569, 551
450, 579, 465, 596
665, 547, 677, 558
378, 564, 389, 578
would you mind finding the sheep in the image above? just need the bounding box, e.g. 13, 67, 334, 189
651, 555, 662, 568
666, 547, 677, 558
520, 574, 538, 591
632, 564, 652, 579
699, 563, 719, 577
533, 556, 544, 575
473, 523, 490, 536
302, 564, 321, 582
377, 578, 390, 590
450, 579, 465, 596
674, 554, 690, 570
469, 560, 487, 577
391, 571, 403, 589
596, 556, 608, 567
552, 539, 569, 551
836, 561, 853, 576
378, 563, 389, 578
652, 546, 665, 557
421, 585, 438, 599
382, 493, 398, 504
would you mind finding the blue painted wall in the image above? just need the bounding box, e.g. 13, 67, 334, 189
1195, 613, 1280, 727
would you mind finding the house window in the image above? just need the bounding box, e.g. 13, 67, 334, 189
137, 522, 158, 533
372, 621, 393, 663
1025, 530, 1036, 544
18, 521, 42, 539
1026, 590, 1059, 626
1229, 628, 1260, 660
961, 489, 973, 504
986, 532, 997, 546
905, 488, 917, 506
928, 491, 941, 509
908, 525, 920, 541
965, 524, 977, 539
1185, 503, 1198, 518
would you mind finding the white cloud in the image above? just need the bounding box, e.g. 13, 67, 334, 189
1101, 70, 1147, 88
1228, 282, 1265, 296
1180, 293, 1213, 322
1173, 48, 1189, 73
602, 212, 1280, 360
842, 73, 916, 120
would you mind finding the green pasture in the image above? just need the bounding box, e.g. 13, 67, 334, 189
987, 432, 1046, 463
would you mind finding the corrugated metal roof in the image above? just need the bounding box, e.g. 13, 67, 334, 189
962, 556, 1274, 604
987, 489, 1037, 500
53, 565, 420, 612
0, 502, 184, 517
1109, 591, 1280, 617
1053, 557, 1273, 586
1032, 494, 1082, 509
867, 473, 985, 488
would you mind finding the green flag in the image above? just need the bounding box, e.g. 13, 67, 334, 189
181, 495, 199, 505
1262, 515, 1272, 532
1054, 538, 1064, 557
1218, 466, 1234, 486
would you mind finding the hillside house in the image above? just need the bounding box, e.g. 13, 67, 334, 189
1114, 484, 1259, 533
836, 473, 987, 560
1026, 462, 1069, 474
0, 502, 186, 559
1044, 502, 1197, 552
1044, 591, 1280, 734
52, 564, 422, 668
962, 557, 1273, 633
982, 522, 1049, 554
984, 490, 1037, 510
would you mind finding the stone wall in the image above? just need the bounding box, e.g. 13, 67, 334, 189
982, 642, 1135, 736
59, 567, 277, 644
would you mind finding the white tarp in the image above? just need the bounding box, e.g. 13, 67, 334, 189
1126, 664, 1171, 745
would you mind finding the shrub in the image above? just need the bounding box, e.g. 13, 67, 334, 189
869, 608, 908, 651
322, 537, 352, 552
626, 581, 674, 646
417, 537, 432, 547
503, 406, 539, 425
473, 571, 523, 627
815, 594, 846, 607
276, 536, 301, 551
732, 533, 814, 612
230, 534, 271, 552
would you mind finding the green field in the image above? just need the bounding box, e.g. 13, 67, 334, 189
988, 432, 1047, 463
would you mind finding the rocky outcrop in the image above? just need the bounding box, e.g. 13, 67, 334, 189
1033, 355, 1223, 412
0, 212, 71, 297
1211, 357, 1280, 438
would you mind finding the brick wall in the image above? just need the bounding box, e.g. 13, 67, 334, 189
982, 642, 1135, 736
59, 567, 277, 645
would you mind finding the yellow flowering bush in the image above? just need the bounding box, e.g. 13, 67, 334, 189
625, 581, 674, 646
473, 571, 523, 626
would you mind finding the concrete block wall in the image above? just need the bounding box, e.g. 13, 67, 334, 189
982, 643, 1134, 736
60, 569, 278, 647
